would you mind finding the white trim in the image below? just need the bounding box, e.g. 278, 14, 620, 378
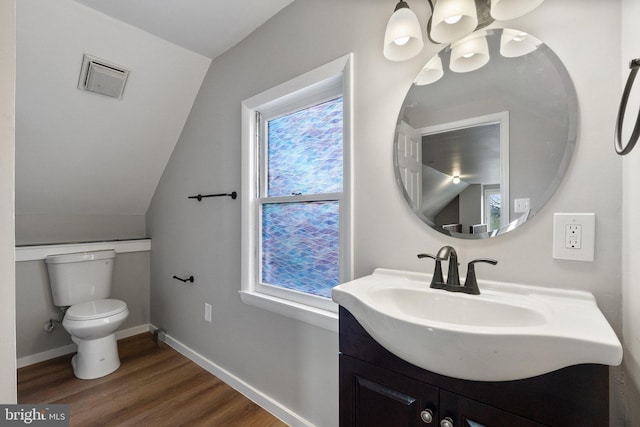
17, 344, 77, 369
241, 54, 353, 323
16, 324, 152, 368
255, 282, 338, 313
418, 111, 510, 228
157, 327, 314, 427
15, 239, 151, 262
240, 290, 338, 332
115, 324, 153, 340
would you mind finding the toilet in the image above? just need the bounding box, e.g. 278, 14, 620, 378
45, 250, 129, 380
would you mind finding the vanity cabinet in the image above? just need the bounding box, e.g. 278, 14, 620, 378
339, 307, 609, 427
341, 355, 545, 427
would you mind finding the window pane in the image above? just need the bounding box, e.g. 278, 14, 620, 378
489, 192, 501, 231
266, 97, 343, 197
261, 201, 339, 298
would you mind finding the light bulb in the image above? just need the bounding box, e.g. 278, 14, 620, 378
453, 176, 461, 184
463, 52, 475, 58
444, 15, 462, 24
394, 36, 411, 46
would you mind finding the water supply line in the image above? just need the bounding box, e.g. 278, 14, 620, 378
43, 307, 68, 332
615, 58, 640, 155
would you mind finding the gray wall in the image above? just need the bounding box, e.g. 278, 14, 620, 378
147, 0, 624, 426
15, 251, 150, 360
621, 0, 640, 424
15, 214, 146, 246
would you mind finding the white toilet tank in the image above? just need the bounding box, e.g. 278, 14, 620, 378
45, 250, 116, 307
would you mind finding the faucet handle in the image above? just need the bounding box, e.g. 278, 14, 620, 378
417, 254, 445, 285
463, 258, 498, 295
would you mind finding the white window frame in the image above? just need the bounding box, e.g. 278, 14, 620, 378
483, 185, 501, 231
240, 54, 353, 332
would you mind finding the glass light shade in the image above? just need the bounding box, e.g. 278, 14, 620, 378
490, 0, 544, 20
500, 29, 541, 57
430, 0, 478, 44
414, 55, 444, 85
450, 32, 490, 73
383, 5, 424, 61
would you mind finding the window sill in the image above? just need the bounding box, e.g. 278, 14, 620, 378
239, 290, 338, 333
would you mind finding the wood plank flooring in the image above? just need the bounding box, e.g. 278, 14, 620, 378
18, 333, 288, 427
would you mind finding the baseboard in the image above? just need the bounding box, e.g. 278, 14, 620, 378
116, 324, 153, 340
17, 344, 77, 369
152, 325, 313, 427
17, 324, 152, 368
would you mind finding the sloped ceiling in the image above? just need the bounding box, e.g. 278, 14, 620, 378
73, 0, 295, 60
16, 0, 293, 217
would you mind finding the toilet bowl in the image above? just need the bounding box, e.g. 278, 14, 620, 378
45, 250, 129, 380
62, 299, 129, 379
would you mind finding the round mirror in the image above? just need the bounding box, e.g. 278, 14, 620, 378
394, 28, 578, 239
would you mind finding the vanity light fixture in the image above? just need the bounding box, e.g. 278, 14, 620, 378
382, 0, 545, 61
414, 55, 444, 85
383, 1, 425, 62
430, 0, 477, 44
450, 30, 490, 73
500, 29, 541, 57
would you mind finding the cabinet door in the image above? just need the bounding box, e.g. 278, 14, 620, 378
439, 390, 546, 427
340, 355, 439, 427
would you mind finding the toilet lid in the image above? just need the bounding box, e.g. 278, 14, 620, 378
66, 299, 127, 321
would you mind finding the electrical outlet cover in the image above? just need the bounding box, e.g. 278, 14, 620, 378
514, 198, 531, 213
553, 213, 595, 261
204, 303, 212, 322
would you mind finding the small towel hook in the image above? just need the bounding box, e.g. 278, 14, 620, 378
173, 275, 194, 283
615, 58, 640, 155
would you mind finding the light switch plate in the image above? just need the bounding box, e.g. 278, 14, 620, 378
553, 213, 595, 261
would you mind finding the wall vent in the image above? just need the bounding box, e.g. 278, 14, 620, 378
78, 54, 129, 99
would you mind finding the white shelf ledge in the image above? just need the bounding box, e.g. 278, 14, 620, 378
15, 239, 151, 262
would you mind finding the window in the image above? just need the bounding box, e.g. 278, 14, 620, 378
483, 186, 501, 232
241, 55, 352, 331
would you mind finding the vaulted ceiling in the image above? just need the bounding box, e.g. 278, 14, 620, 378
15, 0, 293, 217
73, 0, 295, 59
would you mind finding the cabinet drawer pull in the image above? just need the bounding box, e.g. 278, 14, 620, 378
440, 417, 454, 427
420, 409, 433, 423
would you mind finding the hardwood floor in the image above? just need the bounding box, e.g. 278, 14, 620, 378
18, 333, 288, 427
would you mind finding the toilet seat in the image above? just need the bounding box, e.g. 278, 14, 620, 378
66, 299, 127, 321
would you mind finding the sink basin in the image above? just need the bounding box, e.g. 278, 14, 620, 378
331, 268, 622, 381
381, 288, 548, 327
